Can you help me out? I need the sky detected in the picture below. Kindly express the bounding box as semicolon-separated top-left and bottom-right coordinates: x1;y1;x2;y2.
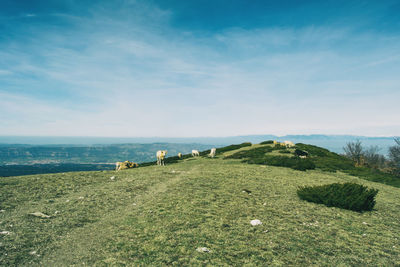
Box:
0;0;399;137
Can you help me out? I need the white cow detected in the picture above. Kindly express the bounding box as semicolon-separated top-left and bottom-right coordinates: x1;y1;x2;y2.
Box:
192;150;200;157
209;148;216;158
283;140;295;148
156;150;167;166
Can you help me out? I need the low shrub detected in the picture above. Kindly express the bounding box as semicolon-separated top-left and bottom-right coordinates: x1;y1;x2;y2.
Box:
279;150;291;154
297;182;378;212
247;155;316;171
199;149;211;156
274;144;288;150
260;140;274;144
226;146;315;171
343;167;400;187
295;143;355;171
295;143;331;157
294;149;308;157
216;142;252;154
225;146;273;159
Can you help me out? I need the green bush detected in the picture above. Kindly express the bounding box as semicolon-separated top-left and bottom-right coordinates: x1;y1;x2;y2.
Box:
260;140;274;144
225;146;273;159
294;149;308;157
295;143;331;157
216;142;252;154
199;149;211;156
295;143;355;171
297;182;378;212
279;150;291;154
274;144;288;150
226;146;315;171
245;155;315;171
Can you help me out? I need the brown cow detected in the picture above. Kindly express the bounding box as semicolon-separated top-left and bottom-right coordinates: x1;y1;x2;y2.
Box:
115;161;139;171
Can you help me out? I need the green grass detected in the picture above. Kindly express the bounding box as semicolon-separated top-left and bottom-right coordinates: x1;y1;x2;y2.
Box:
1;150;400;266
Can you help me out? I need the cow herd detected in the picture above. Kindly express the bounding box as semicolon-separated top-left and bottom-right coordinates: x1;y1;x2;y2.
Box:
115;140;303;171
115;147;217;171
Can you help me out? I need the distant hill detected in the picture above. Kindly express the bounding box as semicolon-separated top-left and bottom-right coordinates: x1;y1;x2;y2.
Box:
0;134;396;155
0;163;115;177
0;143;213;165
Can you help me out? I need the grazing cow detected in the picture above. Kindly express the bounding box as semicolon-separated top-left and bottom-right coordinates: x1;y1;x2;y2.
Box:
156;150;167;166
178;152;182;159
294;149;309;158
115;161;139;171
209;148;216;158
192;150;200;157
283;140;295;148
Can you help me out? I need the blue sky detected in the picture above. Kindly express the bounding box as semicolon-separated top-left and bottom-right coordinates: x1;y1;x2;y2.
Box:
0;0;399;137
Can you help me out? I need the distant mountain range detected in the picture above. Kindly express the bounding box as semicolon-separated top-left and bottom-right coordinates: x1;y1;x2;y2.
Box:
0;135;397;155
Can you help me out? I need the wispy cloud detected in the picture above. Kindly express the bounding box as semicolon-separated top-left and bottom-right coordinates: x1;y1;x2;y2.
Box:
0;1;399;137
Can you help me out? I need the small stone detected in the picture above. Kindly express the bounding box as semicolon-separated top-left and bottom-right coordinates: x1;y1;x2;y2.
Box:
0;210;5;213
78;196;84;200
250;219;262;226
29;251;37;255
362;222;368;225
110;176;115;180
263;230;269;233
54;211;59;214
65;199;70;203
132;203;137;206
196;247;210;253
362;234;367;237
0;231;11;235
263;203;267;206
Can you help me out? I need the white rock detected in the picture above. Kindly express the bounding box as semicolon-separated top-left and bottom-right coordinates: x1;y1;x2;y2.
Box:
29;212;51;218
78;196;84;200
362;222;368;225
0;231;11;235
29;251;37;255
110;176;115;180
250;219;262;226
0;210;5;213
65;199;70;203
196;247;210;253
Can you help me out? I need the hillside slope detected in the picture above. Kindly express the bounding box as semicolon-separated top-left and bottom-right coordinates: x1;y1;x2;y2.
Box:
1;146;399;266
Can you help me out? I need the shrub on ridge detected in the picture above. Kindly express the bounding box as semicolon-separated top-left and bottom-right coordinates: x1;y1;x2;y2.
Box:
297;182;378;212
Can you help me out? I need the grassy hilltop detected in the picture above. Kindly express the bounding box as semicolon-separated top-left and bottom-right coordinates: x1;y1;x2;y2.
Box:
1;143;399;266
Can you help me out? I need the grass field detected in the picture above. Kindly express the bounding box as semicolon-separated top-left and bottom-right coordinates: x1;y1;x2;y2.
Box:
1;146;399;266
